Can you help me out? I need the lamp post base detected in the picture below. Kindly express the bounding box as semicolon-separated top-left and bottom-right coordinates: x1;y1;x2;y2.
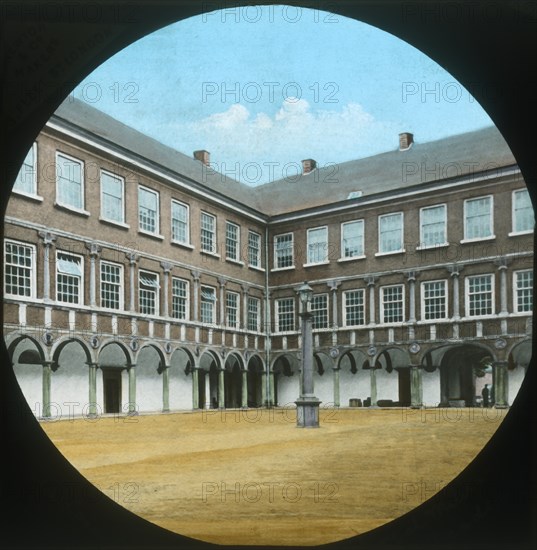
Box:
295;397;321;428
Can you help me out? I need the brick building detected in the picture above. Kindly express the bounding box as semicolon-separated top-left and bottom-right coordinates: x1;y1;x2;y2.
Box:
3;99;533;418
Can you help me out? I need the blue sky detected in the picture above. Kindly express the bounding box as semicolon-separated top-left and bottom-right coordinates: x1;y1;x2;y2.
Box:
72;6;494;185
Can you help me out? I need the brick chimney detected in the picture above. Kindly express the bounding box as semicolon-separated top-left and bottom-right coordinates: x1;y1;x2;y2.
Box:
399;132;414;151
301;158;317;174
194;150;210;165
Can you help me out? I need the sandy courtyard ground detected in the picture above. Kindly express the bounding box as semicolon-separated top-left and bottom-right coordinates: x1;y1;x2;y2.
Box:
41;406;506;546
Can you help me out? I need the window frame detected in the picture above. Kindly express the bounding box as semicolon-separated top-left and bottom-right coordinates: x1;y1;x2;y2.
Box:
418;204;448;249
13;142;40;199
305;226;329;266
200;284;217;325
247;296;261;332
56;250;84;306
273;232;295;270
420;279;448;321
513;269;533;313
200;211;218;255
225;290;240;329
138;185;161;237
171;276;190;320
248;230;262;268
3;239;37;300
379;284;405;324
100;169;126;226
462;195;495;242
225;221;241;263
510;188;534;236
311;293;329;330
171;199;191;246
376;212;405;256
342;289;366;327
55;151;87;214
275;297;295;333
99;260;124;311
464;273;495;318
138;269;160;316
340;219;365;261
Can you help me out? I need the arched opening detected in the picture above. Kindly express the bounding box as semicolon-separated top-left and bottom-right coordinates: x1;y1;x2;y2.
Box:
507;340;532;405
136;344;165;413
224;353;244;408
376;347;410;406
313;352;333;405
247;355;264;408
199;351;221;409
338;350;369;407
272;353;299;407
98;342;131;414
169;347;194;410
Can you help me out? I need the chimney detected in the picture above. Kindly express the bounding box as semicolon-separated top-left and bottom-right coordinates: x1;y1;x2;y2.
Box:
399;132;414;151
301;158;317;174
194;150;210;166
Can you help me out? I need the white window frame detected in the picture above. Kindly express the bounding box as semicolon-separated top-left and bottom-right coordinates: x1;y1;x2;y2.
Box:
100;260;124;311
225;221;242;263
342;289;366;327
225;290;240;329
200;211;218;255
171;199;192;247
100;169;126;226
420;279;448;321
4;239;37;300
465;274;495;318
339;219;365;261
55;151;87;214
376;212;405;256
13;142;41;199
311;293;329;330
171;277;190;320
305;226;329;266
275;297;295;333
273;232;295;271
200;285;217;325
510;188;534;236
138;185;161;237
462;195;495;243
380;284;405;324
513;269;533;313
418;204;448;249
56;250;84;306
247;296;261;332
248;230;262;268
138;269;160;316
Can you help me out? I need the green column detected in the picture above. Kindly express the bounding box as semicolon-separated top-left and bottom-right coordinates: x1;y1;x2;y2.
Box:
410;365;423;408
369;366;378;407
128;365;137;415
493;360;509;408
42;362;52;419
192;367;199;410
269;370;275;406
162;365;170;412
241;369;248;408
333;367;340;408
261;372;267;407
87;362;98;417
218;368;225;409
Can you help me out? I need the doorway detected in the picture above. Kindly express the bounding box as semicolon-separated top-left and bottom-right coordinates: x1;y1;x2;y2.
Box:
103;369;122;413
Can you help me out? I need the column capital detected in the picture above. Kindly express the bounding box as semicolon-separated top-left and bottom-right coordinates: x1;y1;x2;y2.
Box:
85;241;102;257
406;270;419;282
263;289;271;300
38;231;57;246
494;256;511;270
327;279;341;291
218;277;227;288
160;261;173;273
125;252;139;264
191;270;201;282
447;263;463;277
241;283;250;295
364;275;377;287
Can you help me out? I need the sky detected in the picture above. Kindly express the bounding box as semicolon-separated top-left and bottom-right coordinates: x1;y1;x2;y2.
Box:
71;5;494;185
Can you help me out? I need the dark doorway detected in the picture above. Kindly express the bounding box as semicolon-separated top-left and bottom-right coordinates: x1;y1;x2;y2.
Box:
247;364;263;407
397;368;411;406
198;370;206;409
225;363;242;408
103;369;122;413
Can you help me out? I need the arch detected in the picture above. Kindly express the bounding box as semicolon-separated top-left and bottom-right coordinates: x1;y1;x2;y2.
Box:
272;353;299;407
97;341;132;414
225;352;244;408
246;354;264;408
169;347;195;411
98;340;133;367
136;342;167;372
51;336;93;366
5;333;46;363
136;343;166;413
507;339;532;406
313;351;333;406
198;349;222;409
337;349;370;408
373;346;411;372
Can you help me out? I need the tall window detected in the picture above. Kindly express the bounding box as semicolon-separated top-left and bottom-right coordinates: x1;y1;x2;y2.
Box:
138;186;159;234
171;200;189;244
420;205;447;247
344;289;365;327
201;212;216;253
225;222;240;261
201;286;216;324
341;220;364;258
466;274;494;316
515;270;533;313
172;277;189;319
307;226;328;264
226;291;239;328
139;271;159;315
13;143;37;195
101;171;125;224
100;261;123;310
56;252;83;305
56;152;84;210
464;196;493;240
311;294;329;329
378;212;404;254
274;233;294;269
512;189;534;234
247;297;260;332
4;240;35;298
276;297;295;332
422;280;447;320
248;231;261;267
381;285;404;323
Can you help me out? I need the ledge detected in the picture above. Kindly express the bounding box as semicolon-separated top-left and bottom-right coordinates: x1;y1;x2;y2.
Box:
271;266;295;272
460;236;496;244
200;249;221;259
54;202;90;217
11;189;44;202
99;216;130;229
248;264;265;272
303;261;330;268
415;243;449;251
337;255;366;263
226;258;245;266
171;240;195;250
374;249;406;257
508;230;534;237
138;229;164;240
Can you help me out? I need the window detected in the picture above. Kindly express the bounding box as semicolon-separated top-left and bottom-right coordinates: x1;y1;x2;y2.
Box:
56;152;84;210
4;240;35;298
381;285;404;323
101;171;125;224
13;143;37;195
307;226;328;264
172;277;189;320
420;205;447;248
201;212;216;253
171;200;189;244
341;220;364;259
201;286;216;324
248;231;261;267
274;233;294;269
378;212;404;254
276;297;295;332
100;261;123;310
311;294;329;329
464;196;493;240
139;271;159;315
512;189;534;234
226;291;239;328
515;270;533;313
56;252;83;305
247;297;260;332
422;280;447;320
343;290;365;327
225;222;240;261
466;274;494;317
138;186;159;234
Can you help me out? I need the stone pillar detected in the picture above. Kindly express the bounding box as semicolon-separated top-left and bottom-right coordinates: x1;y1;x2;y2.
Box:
494;257;511;316
369;363;378;407
161;262;173;318
365;276;377;325
447;264;463;320
407;271;418;323
42;361;53;418
87;361;98;417
242;284;250;331
241;369;248;408
410;365;423;408
191;270;200;322
269;370;275;406
261;371;267;407
162;365;170;412
327;280;341;328
192;367;199;409
333;365;340;407
128;365;137;415
492;360;509;408
218;277;227;326
218;367;225;409
205;372;211;410
126;253;139;312
86;242;102;308
38;232;57;302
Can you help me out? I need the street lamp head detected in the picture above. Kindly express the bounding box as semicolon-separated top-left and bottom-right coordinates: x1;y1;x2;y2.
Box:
297;281;313;306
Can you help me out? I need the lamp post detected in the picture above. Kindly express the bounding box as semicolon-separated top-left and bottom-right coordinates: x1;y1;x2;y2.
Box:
295;281;321;428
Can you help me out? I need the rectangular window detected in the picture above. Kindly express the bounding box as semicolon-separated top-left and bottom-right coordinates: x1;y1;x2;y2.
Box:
101;171;125;224
515;270;533;313
225;221;240;261
513;189;534;234
307;226;328;264
226;291;239;328
422;280;447;320
139;270;159;316
248;231;261;267
344;289;365;327
172;277;189;320
56;251;83;305
420;204;447;247
247;297;260;332
201;212;216;253
311;294;329;329
341;220;364;258
4;240;35;298
464;196;493;240
466;274;494;316
100;261;123;310
276;297;295;332
274;233;294;269
13;143;37;195
201;286;216;324
379;212;404;254
56;152;84;210
171;200;189;244
381;285;404;323
138;186;159;234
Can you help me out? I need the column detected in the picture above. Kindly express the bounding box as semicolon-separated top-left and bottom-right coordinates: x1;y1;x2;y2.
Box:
407;271;418;323
242;284;250;331
218;277;227;326
218;367;225;409
87;361;98;417
191;270;200;322
327;280;341;328
261;370;267;407
369;363;378;407
241;369;248;408
492;360;509;408
162;365;170;412
410;365;423;408
269;370;275;406
333;365;340;407
42;361;53;418
128;364;137;415
192;367;199;409
38;231;57;302
86;242;102;308
447;264;463;320
365;276;377;325
494;257;510;316
161;262;173;318
126;253;139;312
